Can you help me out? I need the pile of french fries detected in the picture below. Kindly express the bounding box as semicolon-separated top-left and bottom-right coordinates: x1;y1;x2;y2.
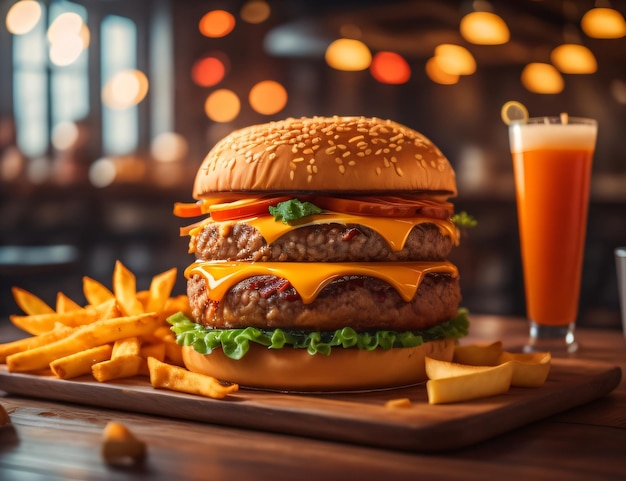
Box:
425;341;551;404
0;261;238;400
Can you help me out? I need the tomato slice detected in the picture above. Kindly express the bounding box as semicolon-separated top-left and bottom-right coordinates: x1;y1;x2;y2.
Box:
173;202;205;218
208;196;292;221
313;195;453;219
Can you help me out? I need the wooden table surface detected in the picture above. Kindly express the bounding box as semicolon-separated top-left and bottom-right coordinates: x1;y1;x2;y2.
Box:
1;314;625;481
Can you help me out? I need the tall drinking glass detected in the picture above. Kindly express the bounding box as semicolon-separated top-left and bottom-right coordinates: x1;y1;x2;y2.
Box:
508;116;597;353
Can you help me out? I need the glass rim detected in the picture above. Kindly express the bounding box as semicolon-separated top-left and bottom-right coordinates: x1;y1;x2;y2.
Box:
509;116;597;127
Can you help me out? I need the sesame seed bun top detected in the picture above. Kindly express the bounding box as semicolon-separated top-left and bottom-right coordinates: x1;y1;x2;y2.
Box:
193;116;457;199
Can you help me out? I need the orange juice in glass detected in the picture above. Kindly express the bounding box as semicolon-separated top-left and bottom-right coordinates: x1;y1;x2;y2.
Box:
508;116;597;353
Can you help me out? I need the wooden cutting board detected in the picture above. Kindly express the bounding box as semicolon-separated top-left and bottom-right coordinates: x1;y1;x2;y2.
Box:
0;357;620;452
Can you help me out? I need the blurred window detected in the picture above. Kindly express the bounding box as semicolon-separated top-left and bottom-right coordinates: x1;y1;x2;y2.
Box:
12;1;88;158
101;15;138;155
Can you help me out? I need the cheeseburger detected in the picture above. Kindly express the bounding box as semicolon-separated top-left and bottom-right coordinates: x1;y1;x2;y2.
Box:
171;116;469;391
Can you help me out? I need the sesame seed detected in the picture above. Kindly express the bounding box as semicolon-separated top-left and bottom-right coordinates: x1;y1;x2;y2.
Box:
335;157;343;164
348;160;356;166
307;174;313;183
349;135;364;143
376;167;382;175
303;148;314;154
338;165;346;174
325;146;337;155
396;166;404;176
292;157;304;163
306;165;313;174
342;151;350;158
312;165;318;173
290;170;295;180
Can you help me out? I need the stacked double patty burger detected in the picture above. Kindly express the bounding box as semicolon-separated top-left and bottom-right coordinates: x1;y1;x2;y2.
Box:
171;116;469;391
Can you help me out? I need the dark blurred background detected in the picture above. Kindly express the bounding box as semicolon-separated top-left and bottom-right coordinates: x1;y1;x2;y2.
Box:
1;0;625;329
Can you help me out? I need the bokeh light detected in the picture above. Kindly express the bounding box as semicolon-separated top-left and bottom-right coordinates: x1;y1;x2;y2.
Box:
51;121;79;151
521;63;564;94
460;11;510;45
151;132;189;163
325;38;372;71
434;44;476;76
370;51;411;84
425;57;459;85
205;89;240;122
47;12;82;42
249;80;288;115
89;157;116;188
191;55;227;87
581;7;626;39
551;44;597;74
102;70;150;110
6;0;42;35
48;12;89;66
199;10;236;38
240;1;271;24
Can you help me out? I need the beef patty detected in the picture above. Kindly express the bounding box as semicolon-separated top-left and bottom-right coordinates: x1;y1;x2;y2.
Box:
190;222;454;263
187;273;461;332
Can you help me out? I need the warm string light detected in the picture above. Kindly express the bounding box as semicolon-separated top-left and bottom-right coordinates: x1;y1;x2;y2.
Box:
325;38;372;71
550;44;597;74
460;11;510;45
521;63;564;94
581;6;626;39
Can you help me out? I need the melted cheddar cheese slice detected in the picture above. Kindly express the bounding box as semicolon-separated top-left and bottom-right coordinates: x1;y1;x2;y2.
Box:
190;213;459;251
186;261;458;304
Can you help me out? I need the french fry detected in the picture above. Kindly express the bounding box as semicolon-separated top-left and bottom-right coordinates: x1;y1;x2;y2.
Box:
9;309;99;335
164;295;192;317
426;363;514;404
113;261;144;316
0;324;73;363
498;351;551;387
83;276;115;306
112;337;141;358
92;298;121;320
92;356;143;382
148;357;238;399
138;343;166;376
50;344;113;380
145;268;177;314
11;287;54;315
55;292;83;313
425;357;514;404
163;341;184;366
91;335;144;382
6;313;161;372
101;421;146;464
385;398;412;409
453;341;503;366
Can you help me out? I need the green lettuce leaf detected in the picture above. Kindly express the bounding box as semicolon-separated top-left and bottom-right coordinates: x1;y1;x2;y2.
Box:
451;211;477;228
268;198;323;223
167;309;470;360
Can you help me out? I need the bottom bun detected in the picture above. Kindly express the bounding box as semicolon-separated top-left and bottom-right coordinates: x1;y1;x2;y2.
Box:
182;339;456;392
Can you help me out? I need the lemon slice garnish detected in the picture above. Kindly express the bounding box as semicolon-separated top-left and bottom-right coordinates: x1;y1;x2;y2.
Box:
501;101;529;125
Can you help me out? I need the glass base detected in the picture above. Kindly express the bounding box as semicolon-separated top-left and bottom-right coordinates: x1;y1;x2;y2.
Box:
523;321;578;354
